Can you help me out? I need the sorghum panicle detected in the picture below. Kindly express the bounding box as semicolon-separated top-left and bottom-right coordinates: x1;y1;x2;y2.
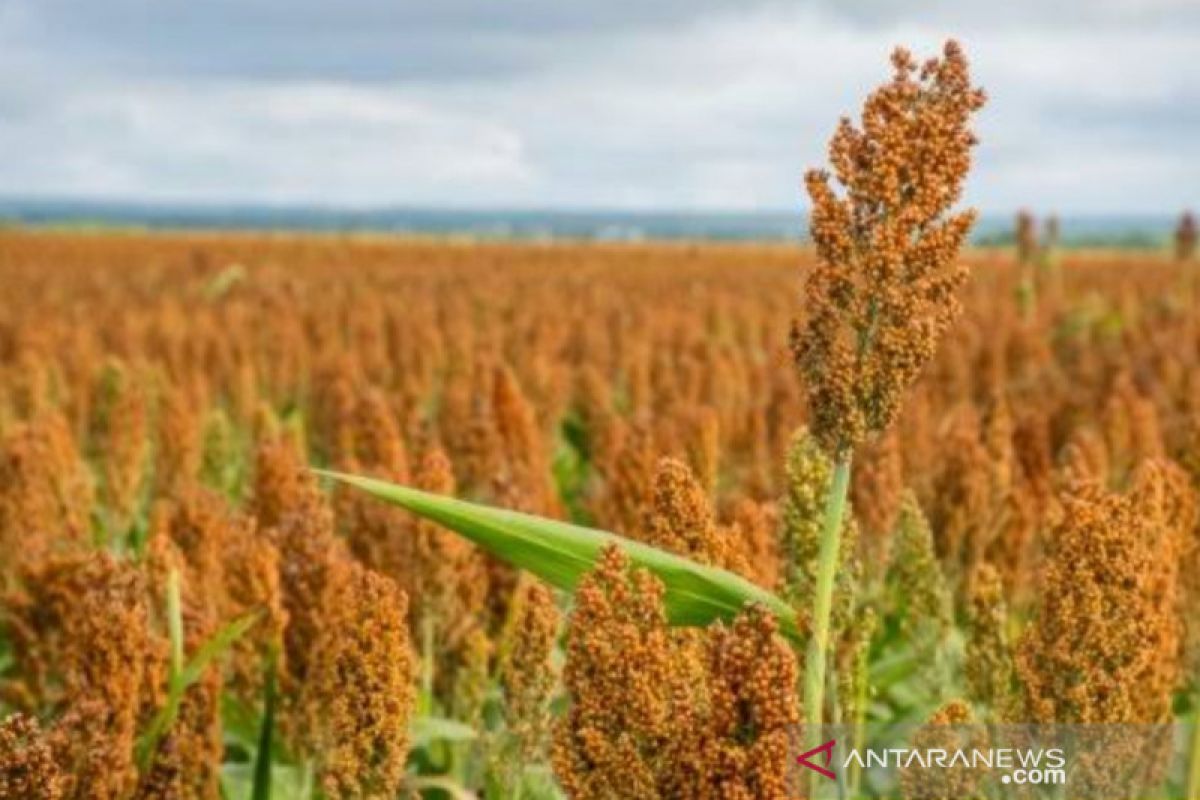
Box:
92;362;149;532
499;579;560;767
220;520;287;703
964;563;1017;718
780;429;861;611
641;457;748;577
851;427;904;573
553;545;696;799
681;605;800;800
900;701;985;800
0;414;94;577
793;40;986;456
0;714;64;800
154;383;203;497
888;492;952;644
250;436;347;694
1017;479;1181;724
302;561;415;800
4;553;161;799
724;495;781;590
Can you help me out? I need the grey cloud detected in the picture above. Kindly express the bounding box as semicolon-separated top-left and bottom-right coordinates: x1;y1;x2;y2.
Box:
1;0;745;82
0;1;1196;212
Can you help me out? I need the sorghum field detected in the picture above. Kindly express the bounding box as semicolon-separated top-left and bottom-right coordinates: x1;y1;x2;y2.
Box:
2;43;1199;800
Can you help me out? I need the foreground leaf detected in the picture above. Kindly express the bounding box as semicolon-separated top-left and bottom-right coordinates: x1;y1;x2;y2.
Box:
138;610;260;770
316;469;800;640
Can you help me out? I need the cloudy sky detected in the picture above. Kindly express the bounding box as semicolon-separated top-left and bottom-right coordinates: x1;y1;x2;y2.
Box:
0;0;1197;214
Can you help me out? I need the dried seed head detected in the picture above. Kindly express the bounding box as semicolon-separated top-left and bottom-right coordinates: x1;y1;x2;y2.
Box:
553;545;696;799
794;40;985;456
590;418;659;536
4;553;161;799
927;405;997;575
851;427;904;573
146;484;234;613
900;701;986;800
681;605;800;800
409;447;490;654
1102;373;1164;482
889;492;952;645
964;563;1016;718
449;626;493;731
92;362;149;532
154;382;203;497
642;457;748;576
221;522;287;704
1127;459;1192;711
1059;426;1110;488
249;434;322;532
492;365;560;517
303;561;415;800
682;405;721;498
780;429;860;616
0;714;64;800
499;579;560;764
1018;478;1181;724
250;436;347;699
724;495;781;590
347;387;409;480
0;414;93;576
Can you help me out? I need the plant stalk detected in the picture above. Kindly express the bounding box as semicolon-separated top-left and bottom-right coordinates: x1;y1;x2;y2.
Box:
251;649;278;800
1187;711;1200;800
420;611;435;717
166;568;184;677
803;453;852;793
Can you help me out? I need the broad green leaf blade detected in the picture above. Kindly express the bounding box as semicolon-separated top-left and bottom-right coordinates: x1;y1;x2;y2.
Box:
316;469;800;640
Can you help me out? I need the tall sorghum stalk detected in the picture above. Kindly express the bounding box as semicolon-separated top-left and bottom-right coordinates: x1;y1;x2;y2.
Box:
1177;210;1196;262
1015;209;1038;317
792;40;984;758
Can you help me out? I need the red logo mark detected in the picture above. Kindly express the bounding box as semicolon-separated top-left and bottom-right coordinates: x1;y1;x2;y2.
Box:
797;739;837;780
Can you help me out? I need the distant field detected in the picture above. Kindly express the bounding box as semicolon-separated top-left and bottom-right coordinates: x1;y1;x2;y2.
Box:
1;230;1198;798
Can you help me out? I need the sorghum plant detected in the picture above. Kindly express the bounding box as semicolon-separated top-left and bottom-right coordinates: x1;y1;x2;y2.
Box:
301;560;415;799
792;39;985;739
1178;210;1197;262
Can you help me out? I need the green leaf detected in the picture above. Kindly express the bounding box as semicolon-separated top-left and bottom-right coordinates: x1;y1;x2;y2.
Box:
410;715;479;749
252;650;278;800
406;775;481;800
179;612;260;687
138;610;260;771
315;469;801;641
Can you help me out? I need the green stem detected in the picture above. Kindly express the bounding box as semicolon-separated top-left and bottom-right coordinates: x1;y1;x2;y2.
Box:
849;633;870;798
420;612;435;716
804;454;852;793
251;650;277;800
166;568;184;677
1187;712;1200;800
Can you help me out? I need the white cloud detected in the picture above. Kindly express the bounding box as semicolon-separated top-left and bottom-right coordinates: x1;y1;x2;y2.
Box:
0;1;1196;213
0;80;533;205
